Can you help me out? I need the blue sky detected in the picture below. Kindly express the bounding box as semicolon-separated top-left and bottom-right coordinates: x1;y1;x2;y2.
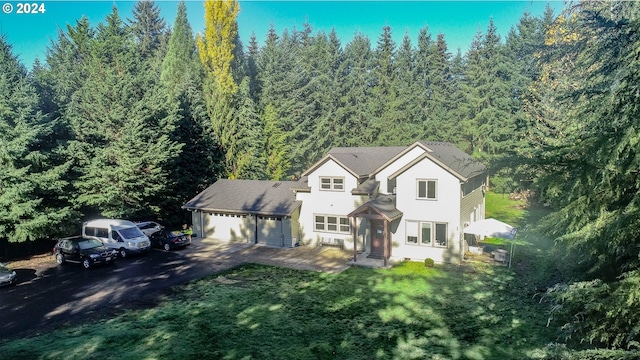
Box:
0;1;561;68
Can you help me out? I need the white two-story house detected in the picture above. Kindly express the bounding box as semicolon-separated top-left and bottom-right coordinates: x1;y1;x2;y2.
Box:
183;141;486;265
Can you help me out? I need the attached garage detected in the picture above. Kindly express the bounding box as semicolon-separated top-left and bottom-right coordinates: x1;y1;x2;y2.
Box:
184;179;302;247
203;213;254;242
257;216;282;246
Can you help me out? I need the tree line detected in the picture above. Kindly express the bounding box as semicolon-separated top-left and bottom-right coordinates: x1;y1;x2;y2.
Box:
0;0;552;237
1;0;640;355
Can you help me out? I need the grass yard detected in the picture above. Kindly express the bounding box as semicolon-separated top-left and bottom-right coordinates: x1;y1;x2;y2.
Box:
0;263;556;360
0;192;561;360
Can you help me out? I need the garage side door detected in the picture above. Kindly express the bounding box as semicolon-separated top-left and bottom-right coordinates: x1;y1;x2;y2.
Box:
204;213;253;242
257;217;282;247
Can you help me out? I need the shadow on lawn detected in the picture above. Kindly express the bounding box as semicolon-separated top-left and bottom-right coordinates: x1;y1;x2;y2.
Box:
353;262;553;359
203;262;555;360
0;260;557;360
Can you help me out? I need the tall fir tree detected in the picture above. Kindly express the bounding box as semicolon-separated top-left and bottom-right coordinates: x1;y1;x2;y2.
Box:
231;78;266;179
338;33;374;146
257;26;304;175
45;17;95;111
262;103;289;180
66;6;181;219
368;26;396;144
160;0;222;222
386;31;420;145
128;0;167;60
0;37;75;242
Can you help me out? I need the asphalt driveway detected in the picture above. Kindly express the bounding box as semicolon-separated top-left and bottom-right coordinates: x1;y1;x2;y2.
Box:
0;237;352;340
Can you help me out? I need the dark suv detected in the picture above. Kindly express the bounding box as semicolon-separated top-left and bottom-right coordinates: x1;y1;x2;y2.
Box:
53;237;118;269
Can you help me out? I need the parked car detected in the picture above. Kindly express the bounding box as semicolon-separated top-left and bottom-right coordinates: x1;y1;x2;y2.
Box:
136;221;164;237
150;230;191;251
53;236;118;269
83;219;151;258
0;262;17;286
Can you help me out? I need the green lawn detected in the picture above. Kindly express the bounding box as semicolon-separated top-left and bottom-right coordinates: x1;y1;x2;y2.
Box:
0;192;560;360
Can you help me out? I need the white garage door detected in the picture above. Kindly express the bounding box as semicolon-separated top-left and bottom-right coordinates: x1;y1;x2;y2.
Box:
204;213;253;242
257;217;283;246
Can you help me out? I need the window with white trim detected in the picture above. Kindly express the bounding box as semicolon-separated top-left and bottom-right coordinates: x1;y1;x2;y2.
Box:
417;179;437;200
405;220;447;247
320;177;344;191
314;214;351;234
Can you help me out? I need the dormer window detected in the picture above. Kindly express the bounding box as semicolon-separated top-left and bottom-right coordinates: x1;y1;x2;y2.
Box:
417;179;437;200
320;177;344;191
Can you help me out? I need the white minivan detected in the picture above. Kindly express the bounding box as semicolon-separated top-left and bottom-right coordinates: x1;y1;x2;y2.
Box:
82;219;151;258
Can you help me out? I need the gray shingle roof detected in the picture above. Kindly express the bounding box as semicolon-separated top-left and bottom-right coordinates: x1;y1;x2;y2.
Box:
352;178;379;195
417;141;486;180
183;179;301;216
348;194;403;221
326;146;407;177
323;141;485;181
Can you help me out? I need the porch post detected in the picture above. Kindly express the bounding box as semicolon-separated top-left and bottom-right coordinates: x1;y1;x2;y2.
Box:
352;216;357;262
383;220;388;267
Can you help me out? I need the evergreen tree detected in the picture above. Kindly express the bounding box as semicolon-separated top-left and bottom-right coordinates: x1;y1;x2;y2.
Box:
160;1;199;98
386;31;420;145
295;29;345;165
339;33;373;146
128;0;167;59
458;30;483;153
311;29;345;153
262;103;289;180
0;37;75;242
521;1;640;349
423;33;454;142
67;6;181;219
447;48;468;149
245;33;260;100
231;78;266;179
45;16;94;110
160;0;222;222
368;26;396;144
462;20;515;157
257;26;304;175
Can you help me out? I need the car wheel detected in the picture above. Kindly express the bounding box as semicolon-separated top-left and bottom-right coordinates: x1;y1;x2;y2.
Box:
55;253;65;265
82;258;91;269
119;248;127;258
163;243;171;251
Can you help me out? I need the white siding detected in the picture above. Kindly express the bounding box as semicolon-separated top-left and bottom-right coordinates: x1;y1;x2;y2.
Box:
296;159;366;249
376;146;426;194
391;157;463;264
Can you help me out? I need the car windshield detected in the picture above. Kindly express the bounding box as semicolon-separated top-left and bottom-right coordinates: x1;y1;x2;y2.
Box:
119;227;145;239
78;239;103;250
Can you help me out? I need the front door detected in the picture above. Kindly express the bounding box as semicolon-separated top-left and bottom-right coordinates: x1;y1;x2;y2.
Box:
369;220;385;259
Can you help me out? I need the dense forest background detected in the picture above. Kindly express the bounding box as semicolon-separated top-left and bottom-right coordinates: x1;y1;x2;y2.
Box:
2;0;640;355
